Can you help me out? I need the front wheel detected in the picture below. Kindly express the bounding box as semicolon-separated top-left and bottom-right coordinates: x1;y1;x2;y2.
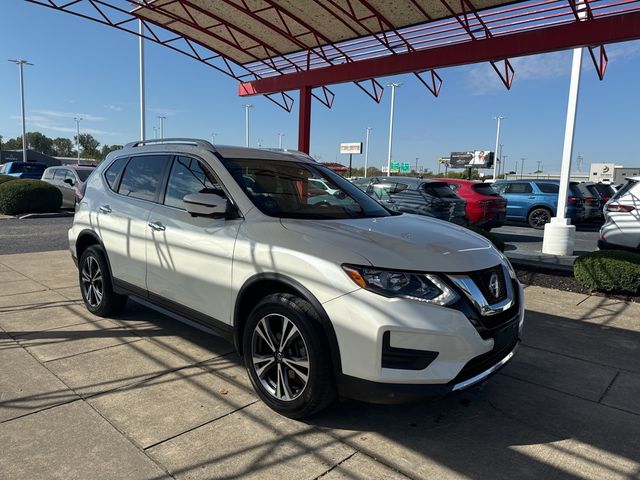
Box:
527;207;552;229
79;245;127;316
243;294;336;418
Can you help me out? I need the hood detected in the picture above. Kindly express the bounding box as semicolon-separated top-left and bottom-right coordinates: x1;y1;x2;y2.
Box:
281;214;503;273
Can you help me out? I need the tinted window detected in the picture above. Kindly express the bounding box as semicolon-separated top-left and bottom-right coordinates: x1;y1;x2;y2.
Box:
118;155;170;202
423;183;458;198
535;183;559;193
508;183;534;194
164;156;220;210
104;157;128;190
493;183;507;194
75;169;93;182
472;183;500;196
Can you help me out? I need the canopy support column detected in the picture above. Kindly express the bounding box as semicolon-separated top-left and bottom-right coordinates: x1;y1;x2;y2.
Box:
298;86;312;153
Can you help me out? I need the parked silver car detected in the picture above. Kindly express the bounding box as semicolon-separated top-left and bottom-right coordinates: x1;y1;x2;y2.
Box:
42;165;95;208
599;176;640;251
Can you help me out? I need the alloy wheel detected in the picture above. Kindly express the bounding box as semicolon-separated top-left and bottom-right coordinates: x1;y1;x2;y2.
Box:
251;314;310;401
81;256;103;308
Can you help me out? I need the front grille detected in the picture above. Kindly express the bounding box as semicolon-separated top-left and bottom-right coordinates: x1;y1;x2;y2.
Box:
469;265;508;304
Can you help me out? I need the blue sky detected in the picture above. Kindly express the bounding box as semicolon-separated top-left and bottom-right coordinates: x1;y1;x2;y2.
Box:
1;1;639;175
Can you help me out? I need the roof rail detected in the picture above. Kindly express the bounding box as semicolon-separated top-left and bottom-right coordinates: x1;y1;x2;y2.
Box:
124;138;216;150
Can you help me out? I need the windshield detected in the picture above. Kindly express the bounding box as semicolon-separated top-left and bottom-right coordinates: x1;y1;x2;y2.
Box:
221;158;394;219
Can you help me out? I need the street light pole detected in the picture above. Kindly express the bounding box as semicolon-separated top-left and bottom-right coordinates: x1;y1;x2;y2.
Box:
211;133;217;145
492;115;504;180
157;115;166;140
139;20;146;142
278;133;285;149
8;59;33;163
386;83;401;176
364;127;372;177
243;104;253;147
74;117;82;163
520;158;526;179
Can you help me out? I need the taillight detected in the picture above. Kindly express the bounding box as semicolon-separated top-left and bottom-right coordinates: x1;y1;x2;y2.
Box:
568;196;579;205
585;198;598;206
606;204;635;213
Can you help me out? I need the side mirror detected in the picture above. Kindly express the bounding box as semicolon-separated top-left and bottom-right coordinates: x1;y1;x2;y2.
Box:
183;192;228;217
64;178;75;186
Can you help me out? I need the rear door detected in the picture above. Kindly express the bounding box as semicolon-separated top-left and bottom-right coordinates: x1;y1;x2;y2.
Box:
502;182;534;220
422;182;467;224
95;154;171;290
145;155;242;324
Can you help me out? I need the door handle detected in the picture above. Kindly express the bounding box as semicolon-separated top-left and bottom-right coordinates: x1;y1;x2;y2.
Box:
99;205;112;214
148;221;166;232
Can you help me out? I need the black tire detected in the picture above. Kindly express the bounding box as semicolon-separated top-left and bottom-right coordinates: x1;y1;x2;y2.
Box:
527;207;552;229
243;293;336;418
78;245;127;317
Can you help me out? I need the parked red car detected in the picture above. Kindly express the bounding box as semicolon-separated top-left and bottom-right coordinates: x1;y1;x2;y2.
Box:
439;179;507;230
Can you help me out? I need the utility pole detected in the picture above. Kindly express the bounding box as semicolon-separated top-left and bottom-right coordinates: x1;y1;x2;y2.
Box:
74;117;82;163
8;59;33;163
153;127;158;139
520;158;526;179
243;104;253;147
386;83;401;176
278;133;285;149
536;160;542;178
157;115;166;140
493;115;504;180
364;127;372;177
415;157;419;174
501;155;508;177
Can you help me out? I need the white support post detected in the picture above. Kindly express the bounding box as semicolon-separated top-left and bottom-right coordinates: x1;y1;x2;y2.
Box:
139;20;146;142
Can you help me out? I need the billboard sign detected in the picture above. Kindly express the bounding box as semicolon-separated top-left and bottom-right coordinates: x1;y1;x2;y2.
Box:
449;151;494;168
340;142;363;154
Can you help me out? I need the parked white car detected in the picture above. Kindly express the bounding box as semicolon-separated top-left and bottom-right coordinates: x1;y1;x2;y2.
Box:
68;139;524;418
599;176;640;251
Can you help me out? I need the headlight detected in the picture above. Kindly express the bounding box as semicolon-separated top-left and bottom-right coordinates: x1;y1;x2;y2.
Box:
342;265;459;306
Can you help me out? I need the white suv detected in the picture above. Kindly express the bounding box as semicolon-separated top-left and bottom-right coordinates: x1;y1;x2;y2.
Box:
69;139;524;418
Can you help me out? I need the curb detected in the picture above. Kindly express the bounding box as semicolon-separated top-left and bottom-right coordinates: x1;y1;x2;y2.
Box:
17;211;74;219
504;251;575;273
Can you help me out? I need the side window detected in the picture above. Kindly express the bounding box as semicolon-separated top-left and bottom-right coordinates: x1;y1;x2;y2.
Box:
163;156;220;210
104;157;128;191
42;169;54;180
507;183;533;194
52;169;63;180
535;182;559;194
118;155;171;202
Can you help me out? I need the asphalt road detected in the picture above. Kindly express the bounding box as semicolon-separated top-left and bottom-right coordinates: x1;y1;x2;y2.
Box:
494;222;600;256
0;216;74;255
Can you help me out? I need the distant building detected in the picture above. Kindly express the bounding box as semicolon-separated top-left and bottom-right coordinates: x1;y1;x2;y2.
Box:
0;149;60;166
589;163;640;183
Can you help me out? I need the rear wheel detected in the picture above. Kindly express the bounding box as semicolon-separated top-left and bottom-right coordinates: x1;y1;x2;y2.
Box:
79;245;127;316
243;294;336;418
527;207;552;229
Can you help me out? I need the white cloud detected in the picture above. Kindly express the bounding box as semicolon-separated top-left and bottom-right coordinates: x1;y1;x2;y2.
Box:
32;109;105;121
104;104;123;112
147;107;180;116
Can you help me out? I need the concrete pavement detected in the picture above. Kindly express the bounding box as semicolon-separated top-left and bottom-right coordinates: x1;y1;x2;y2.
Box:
1;250;639;479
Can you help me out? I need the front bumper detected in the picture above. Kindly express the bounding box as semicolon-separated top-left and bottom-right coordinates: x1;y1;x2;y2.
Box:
322;278;525;403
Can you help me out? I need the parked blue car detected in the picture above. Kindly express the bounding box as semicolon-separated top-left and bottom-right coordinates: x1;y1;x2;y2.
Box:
0;161;48;179
493;180;585;229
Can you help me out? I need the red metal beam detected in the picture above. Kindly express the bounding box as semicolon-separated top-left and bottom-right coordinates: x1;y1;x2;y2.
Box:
240;11;640;96
298;86;312;153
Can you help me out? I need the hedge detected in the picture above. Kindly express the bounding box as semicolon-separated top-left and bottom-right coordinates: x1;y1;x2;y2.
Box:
467;225;505;252
0;174;17;185
0;179;62;215
574;250;640;295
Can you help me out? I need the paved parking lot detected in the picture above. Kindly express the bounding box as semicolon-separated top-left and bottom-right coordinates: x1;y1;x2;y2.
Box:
1;250;639;479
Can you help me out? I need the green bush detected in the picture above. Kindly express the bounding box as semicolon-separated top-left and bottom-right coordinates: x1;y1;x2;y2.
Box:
0;174;17;185
0;179;62;215
574;250;640;294
467;225;505;252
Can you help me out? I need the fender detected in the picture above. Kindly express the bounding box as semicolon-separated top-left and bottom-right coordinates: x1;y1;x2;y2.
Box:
234;273;343;374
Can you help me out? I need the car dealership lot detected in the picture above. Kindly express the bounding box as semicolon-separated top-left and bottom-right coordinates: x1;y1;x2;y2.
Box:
1;250;639;479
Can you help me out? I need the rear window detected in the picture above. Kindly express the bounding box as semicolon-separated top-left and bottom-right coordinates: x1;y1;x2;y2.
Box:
6;163;46;174
423;183;458;198
472;183;499;196
569;183;583;197
611;179;638;201
536;183;559;194
591;183;615;198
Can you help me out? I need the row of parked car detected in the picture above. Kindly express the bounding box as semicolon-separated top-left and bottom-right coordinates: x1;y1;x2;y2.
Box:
348;176;616;231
